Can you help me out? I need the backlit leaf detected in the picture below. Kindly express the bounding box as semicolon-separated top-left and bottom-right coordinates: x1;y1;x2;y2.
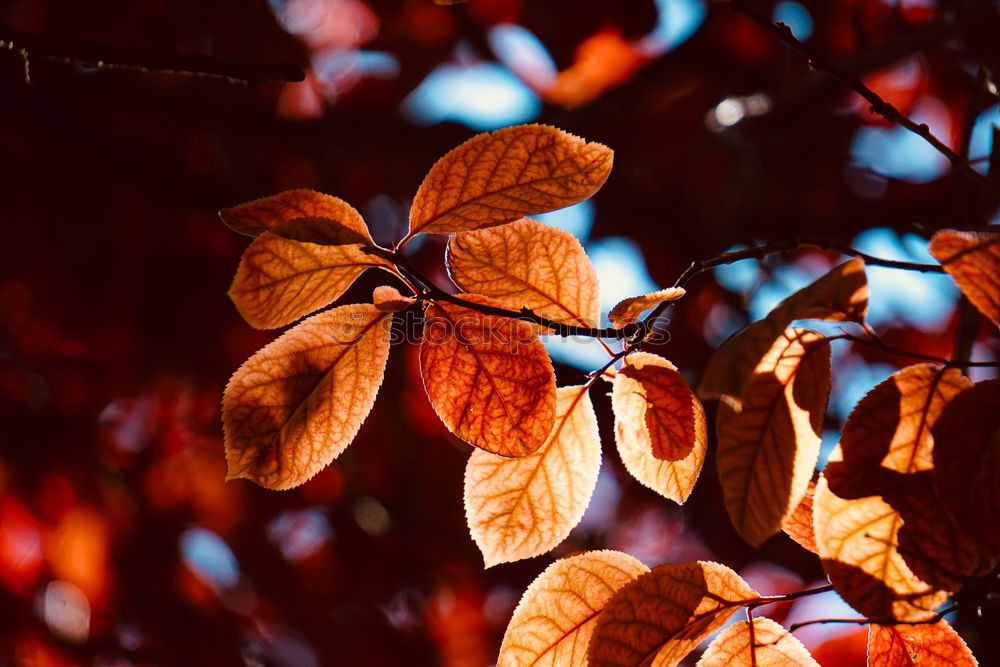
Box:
372;285;414;313
608;288;686;328
929;228;1000;325
814;475;947;622
408;124;613;237
781;478;818;554
821;365;979;592
223;304;392;490
465;385;601;566
867;620;978;666
447;218;600;327
589;561;758;667
611;352;707;503
220;189;369;238
699;258;867;401
697;618;820;667
420;294;557;457
716;329;830;547
229;227;391;329
933;379;1000;558
498;550;649;667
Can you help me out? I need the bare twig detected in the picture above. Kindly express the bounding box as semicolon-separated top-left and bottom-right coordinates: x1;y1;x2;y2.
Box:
836;331;1000;367
789;605;957;632
724;0;1000;200
0;26;304;85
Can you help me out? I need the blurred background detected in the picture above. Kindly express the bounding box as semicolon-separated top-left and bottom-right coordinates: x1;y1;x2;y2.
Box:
2;0;999;664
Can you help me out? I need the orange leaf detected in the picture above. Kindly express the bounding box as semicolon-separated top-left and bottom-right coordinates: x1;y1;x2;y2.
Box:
220;189;370;238
821;365;979;592
608;288;686;328
498;550;649;666
781;478;818;554
447;218;600;327
699;258;867;401
814;476;947;622
420;294;556;457
222;304;392;490
716;329;830;547
933;379;1000;558
465;385;601;566
697;618;820;667
229;230;391;329
929;228;1000;325
589;561;758;667
372;285;414;313
867;620;978;666
611;352;707;503
408;124;613;237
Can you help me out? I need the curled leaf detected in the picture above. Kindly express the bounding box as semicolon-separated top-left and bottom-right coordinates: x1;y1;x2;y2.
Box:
589;561;758;667
408;124;613;236
498;550;649;667
716;329;830;547
608;288;686;328
933;379;1000;558
372;285;414;313
697;618;820;667
220;189;369;238
465;385;601;566
868;620;978;666
447;218;600;327
222;304;392;490
420;294;556;457
930;228;1000;325
611;352;707;503
700;258;867;401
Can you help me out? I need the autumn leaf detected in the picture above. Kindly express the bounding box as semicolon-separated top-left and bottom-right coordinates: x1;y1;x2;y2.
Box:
372;285;414;313
465;385;601;566
611;352;707;503
781;478;818;554
820;365;979;595
699;258;867;401
868;620;978;666
933;379;1000;558
420;294;556;457
498;550;649;667
814;475;947;622
589;561;758;667
222;304;392;490
407;124;613;237
229;229;392;329
220;189;370;238
929;228;1000;325
697;618;820;667
608;288;686;328
447;217;600;327
716;329;830;547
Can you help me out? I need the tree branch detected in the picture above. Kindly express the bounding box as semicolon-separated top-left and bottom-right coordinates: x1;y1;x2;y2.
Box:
0;26;304;85
724;0;1000;200
789;604;957;632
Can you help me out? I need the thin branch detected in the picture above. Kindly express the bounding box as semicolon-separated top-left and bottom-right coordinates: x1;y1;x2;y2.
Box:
789;605;957;633
724;0;1000;200
0;26;304;85
637;236;944;342
838;331;1000;367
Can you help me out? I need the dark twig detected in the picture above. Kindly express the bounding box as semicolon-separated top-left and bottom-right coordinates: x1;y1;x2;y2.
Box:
789;605;958;633
837;331;1000;367
724;0;1000;200
0;26;304;85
